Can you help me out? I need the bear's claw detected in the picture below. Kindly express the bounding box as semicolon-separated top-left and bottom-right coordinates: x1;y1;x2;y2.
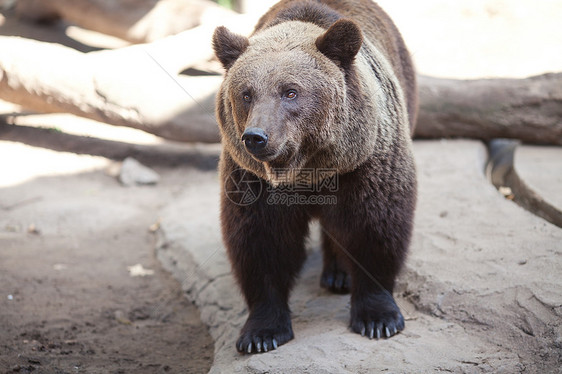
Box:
350;292;405;340
237;334;285;354
236;303;293;354
352;316;403;340
320;268;351;294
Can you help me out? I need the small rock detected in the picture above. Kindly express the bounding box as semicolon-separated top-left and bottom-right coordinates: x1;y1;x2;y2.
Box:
498;186;515;200
118;157;160;186
127;264;155;277
27;224;41;235
105;161;121;178
148;220;161;233
114;310;132;325
27;357;41;365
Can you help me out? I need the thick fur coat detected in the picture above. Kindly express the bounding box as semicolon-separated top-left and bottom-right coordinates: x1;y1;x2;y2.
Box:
213;0;417;354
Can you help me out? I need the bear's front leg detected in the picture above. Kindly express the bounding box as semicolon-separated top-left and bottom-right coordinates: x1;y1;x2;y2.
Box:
321;219;408;339
322;157;416;340
221;167;309;353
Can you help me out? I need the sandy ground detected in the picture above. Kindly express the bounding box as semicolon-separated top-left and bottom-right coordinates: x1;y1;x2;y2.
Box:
156;139;561;374
0;139;217;373
1;0;562;373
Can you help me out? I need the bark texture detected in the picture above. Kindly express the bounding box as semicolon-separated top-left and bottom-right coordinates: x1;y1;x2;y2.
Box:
416;74;562;145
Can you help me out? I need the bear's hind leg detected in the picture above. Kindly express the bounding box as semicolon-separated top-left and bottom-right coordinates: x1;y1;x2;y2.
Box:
320;229;351;294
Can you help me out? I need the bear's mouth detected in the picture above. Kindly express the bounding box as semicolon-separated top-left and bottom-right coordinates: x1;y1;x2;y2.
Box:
249;150;278;163
247;139;294;163
262;147;309;187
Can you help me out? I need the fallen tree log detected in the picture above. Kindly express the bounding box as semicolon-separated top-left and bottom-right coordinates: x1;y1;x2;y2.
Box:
0;35;560;145
0;34;222;142
14;0;236;43
417;74;562;145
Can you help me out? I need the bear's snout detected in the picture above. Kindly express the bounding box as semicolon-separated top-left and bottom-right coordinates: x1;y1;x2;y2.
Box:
242;127;269;157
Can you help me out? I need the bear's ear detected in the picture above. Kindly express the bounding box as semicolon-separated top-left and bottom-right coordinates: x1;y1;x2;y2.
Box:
212;26;250;70
315;19;363;67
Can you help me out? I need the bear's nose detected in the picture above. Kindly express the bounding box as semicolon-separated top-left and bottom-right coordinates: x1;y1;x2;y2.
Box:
242;127;268;154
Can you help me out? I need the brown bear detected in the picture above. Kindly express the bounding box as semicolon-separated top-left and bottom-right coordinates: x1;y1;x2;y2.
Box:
212;0;417;354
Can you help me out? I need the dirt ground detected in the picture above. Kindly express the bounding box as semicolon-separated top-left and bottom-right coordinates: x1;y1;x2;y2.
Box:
0;139;218;373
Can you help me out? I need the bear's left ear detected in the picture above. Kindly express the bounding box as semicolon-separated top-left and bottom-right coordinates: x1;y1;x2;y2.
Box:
315;19;363;67
212;26;250;70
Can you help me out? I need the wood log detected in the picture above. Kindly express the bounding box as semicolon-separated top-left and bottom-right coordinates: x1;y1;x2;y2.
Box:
14;0;237;43
0;34;222;142
0;35;560;145
416;74;562;145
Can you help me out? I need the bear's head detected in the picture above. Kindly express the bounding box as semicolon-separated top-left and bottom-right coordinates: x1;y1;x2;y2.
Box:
213;19;367;186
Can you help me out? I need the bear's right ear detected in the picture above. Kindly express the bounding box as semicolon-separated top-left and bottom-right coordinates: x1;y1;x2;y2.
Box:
212;26;250;70
316;19;363;67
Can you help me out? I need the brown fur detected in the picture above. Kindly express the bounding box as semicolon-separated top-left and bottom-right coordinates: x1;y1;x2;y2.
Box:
255;0;418;129
213;0;417;353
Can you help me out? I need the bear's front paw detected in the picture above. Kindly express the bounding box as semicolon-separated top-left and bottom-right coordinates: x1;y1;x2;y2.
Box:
236;312;294;354
350;292;405;339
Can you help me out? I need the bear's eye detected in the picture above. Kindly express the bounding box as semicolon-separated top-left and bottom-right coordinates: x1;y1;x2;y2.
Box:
242;93;252;103
285;89;298;100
